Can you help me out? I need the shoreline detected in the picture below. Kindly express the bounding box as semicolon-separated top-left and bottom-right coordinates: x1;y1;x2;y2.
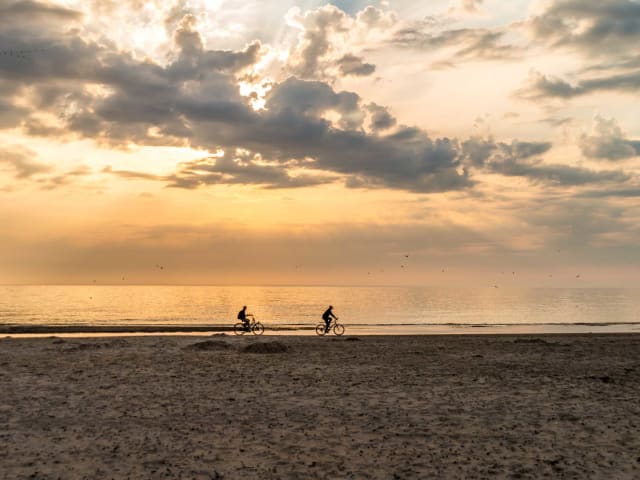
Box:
2;322;640;336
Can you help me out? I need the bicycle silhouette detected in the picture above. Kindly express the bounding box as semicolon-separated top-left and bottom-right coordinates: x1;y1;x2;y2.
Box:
234;316;265;335
316;317;345;336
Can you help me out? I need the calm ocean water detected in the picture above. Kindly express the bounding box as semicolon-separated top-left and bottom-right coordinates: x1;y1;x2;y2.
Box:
1;286;639;335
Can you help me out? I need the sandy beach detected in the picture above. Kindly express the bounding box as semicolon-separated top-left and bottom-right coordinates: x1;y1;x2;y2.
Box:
1;334;639;479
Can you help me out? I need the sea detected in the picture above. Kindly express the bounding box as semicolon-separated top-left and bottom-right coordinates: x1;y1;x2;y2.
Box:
1;285;639;336
0;285;640;335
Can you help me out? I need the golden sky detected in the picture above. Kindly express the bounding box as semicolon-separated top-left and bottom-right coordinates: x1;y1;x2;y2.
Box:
1;0;639;286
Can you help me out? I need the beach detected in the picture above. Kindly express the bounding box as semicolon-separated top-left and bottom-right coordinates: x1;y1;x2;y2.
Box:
1;334;639;479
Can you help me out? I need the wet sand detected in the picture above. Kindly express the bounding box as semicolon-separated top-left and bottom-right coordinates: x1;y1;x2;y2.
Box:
1;334;639;479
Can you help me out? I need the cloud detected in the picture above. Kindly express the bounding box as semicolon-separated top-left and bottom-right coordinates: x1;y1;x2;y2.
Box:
283;5;391;80
102;166;164;182
165;153;336;190
0;1;82;28
458;0;484;13
392;25;520;62
0;143;93;190
39;165;92;190
0;99;28;128
578;187;640;198
523;197;636;250
519;70;640;100
335;54;375;77
0;3;471;194
490;158;630;187
366;103;396;132
462;138;631;187
528;0;640;58
0;144;51;179
579;116;640;160
1;1;633;196
521;1;640;101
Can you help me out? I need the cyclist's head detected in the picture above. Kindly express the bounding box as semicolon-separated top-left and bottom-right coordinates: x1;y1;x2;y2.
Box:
329;305;333;309
243;305;247;309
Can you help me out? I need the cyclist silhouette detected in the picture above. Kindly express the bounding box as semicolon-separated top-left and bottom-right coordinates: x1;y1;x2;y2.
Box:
322;305;337;333
237;306;253;331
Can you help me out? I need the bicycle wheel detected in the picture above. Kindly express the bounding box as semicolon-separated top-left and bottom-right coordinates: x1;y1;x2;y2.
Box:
315;324;327;336
252;322;265;335
333;324;345;336
233;323;247;335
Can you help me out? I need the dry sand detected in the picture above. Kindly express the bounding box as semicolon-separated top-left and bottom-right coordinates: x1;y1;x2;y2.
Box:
1;334;639;479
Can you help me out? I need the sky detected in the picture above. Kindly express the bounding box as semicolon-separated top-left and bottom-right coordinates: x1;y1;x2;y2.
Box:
0;0;639;286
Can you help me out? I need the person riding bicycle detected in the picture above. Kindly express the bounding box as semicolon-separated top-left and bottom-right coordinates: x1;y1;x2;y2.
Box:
322;305;337;334
238;306;253;331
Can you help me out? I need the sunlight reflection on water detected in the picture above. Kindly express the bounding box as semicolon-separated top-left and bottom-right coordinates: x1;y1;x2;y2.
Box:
1;285;639;334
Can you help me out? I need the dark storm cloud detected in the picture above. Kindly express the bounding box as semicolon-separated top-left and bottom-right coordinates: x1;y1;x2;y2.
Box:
579;117;640;161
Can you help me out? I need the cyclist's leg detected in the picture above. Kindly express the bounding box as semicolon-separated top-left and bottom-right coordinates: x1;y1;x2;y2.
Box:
324;318;330;333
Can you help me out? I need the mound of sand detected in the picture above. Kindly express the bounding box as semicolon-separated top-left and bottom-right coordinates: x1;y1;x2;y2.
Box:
242;341;288;354
185;340;230;351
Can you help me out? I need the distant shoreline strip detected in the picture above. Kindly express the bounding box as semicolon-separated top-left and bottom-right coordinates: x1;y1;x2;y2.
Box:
0;325;314;334
1;322;639;334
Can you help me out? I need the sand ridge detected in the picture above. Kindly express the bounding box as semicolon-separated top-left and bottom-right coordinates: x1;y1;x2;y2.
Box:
1;334;639;479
